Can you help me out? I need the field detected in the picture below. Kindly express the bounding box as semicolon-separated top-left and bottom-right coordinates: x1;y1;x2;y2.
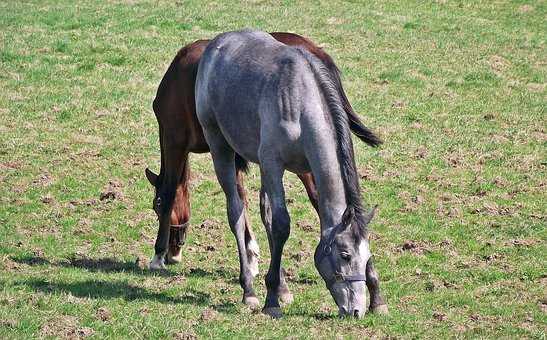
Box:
1;0;545;338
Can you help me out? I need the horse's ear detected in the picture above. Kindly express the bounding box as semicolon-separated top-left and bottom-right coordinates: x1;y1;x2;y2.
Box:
145;168;158;186
364;205;378;225
341;206;355;228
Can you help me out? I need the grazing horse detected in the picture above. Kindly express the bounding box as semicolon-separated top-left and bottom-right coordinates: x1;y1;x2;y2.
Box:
146;31;386;315
195;29;386;318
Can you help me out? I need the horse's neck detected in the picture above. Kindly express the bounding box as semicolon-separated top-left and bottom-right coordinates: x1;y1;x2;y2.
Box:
304;130;348;236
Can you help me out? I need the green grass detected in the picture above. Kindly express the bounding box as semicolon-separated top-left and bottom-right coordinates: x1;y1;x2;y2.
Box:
1;0;545;338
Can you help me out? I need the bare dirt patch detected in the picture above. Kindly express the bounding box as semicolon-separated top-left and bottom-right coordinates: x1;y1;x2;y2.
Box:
489;55;509;73
33;173;54;186
100;180;124;201
40;315;94;339
398;191;424;212
296;220;314;232
173;331;197;340
199;308;219;322
400;240;429;255
96;307;112;322
518;5;534;13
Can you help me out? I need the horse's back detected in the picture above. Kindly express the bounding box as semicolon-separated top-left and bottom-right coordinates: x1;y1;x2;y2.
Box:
195;30;318;171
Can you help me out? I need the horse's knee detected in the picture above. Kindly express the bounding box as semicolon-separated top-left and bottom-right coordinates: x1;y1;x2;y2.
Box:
366;259;380;286
271;209;290;242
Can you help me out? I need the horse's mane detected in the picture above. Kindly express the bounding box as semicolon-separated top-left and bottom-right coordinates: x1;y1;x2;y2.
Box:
294;47;370;238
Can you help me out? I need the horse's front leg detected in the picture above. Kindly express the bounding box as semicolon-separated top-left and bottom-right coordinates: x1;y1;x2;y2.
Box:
259;160;290;318
366;257;389;315
260;188;293;305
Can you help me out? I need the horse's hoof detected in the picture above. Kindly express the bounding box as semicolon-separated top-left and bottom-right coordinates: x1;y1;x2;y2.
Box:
279;291;294;305
247;239;260;278
243;295;260;310
148;255;166;270
166;250;182;264
262;307;283;319
371;304;389;315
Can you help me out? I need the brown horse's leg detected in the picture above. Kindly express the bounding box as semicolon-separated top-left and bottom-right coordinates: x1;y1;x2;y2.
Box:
366;257;389;314
236;169;259;278
150;148;187;270
166;157;191;264
297;172;319;213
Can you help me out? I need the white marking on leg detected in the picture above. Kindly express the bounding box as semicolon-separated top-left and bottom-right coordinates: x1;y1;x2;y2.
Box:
247;238;260;278
149;254;166;270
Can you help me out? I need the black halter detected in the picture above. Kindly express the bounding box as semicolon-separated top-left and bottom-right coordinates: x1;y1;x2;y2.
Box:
170;221;190;247
170;221;190;229
316;222;367;288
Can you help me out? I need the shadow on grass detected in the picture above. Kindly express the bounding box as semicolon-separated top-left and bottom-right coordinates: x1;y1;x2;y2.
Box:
12;254;237;280
187;267;236;280
16;278;211;306
286;310;337;320
11;254;178;277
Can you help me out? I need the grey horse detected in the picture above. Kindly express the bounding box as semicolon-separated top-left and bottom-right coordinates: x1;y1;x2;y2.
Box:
195;30;387;318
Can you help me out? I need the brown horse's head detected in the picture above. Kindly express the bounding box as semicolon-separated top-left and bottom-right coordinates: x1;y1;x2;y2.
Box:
145;164;190;264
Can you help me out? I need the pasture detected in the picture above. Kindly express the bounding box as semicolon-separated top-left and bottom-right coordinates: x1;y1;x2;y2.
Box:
0;0;545;338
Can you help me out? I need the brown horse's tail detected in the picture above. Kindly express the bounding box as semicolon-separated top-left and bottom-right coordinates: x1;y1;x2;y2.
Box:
235;153;249;174
319;53;382;147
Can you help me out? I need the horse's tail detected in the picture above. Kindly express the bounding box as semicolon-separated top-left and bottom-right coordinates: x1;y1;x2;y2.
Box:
329;64;383;147
235;153;249;174
295;47;368;234
311;49;382;147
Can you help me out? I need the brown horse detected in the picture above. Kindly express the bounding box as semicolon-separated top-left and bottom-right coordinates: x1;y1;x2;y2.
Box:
145;32;387;313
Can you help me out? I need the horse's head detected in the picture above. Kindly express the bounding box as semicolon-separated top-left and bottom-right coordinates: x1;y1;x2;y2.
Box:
314;206;377;318
145;167;162;218
145;167;189;264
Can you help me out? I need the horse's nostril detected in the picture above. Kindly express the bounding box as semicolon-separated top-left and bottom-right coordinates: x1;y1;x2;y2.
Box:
353;309;360;318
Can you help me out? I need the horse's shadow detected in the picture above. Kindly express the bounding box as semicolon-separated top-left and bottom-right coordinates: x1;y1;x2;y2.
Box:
11;254;234;279
16;278;211;306
9;254;237;310
12;254;173;277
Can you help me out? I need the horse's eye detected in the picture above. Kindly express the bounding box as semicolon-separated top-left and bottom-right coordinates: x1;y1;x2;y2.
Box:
340;252;351;261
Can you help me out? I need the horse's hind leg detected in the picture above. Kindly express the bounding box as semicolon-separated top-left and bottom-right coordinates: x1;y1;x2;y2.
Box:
366;257;389;315
297;172;319;213
204;127;259;308
236;170;260;278
260;188;293;304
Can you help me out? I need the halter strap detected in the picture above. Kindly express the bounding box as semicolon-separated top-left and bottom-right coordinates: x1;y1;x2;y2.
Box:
169;221;190;248
317;222;366;288
170;221;190;229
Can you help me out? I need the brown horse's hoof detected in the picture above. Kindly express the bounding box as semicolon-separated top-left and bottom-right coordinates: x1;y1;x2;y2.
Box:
243;295;260;310
262;307;283;319
371;304;389;315
166;250;182;264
